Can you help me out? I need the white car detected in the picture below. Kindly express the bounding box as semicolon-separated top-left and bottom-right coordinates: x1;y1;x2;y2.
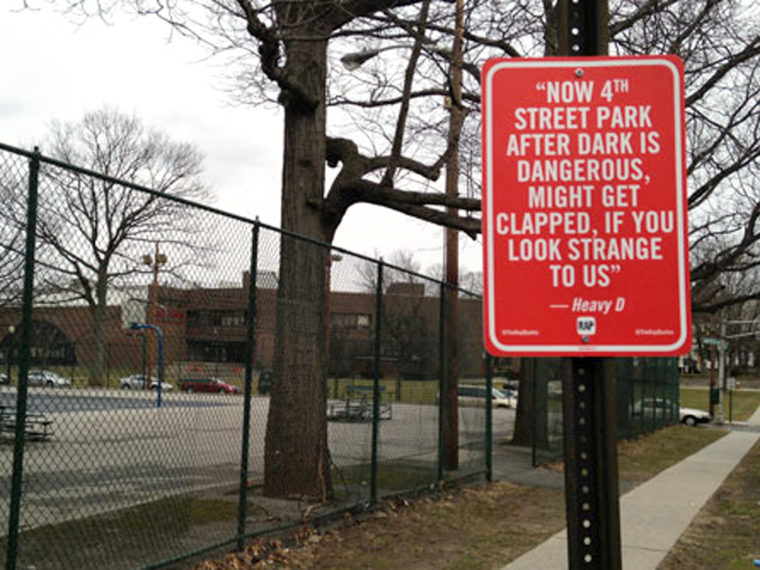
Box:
458;385;518;408
119;374;173;391
679;406;711;426
633;398;710;427
27;370;71;388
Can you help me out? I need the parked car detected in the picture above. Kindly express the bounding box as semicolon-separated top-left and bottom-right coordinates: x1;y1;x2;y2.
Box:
632;397;711;427
119;374;173;391
458;385;517;408
27;370;71;388
179;377;240;394
0;373;9;385
679;406;712;426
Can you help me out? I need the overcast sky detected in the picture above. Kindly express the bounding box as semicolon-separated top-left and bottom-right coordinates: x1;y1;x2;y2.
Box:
1;6;483;277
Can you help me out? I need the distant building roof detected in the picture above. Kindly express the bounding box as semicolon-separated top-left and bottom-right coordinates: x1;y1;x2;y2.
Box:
386;282;424;297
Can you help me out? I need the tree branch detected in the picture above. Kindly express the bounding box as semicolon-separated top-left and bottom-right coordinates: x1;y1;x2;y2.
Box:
686;39;760;108
609;0;680;37
236;0;323;110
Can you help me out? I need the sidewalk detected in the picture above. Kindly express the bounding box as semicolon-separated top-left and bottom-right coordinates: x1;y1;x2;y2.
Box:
500;406;760;569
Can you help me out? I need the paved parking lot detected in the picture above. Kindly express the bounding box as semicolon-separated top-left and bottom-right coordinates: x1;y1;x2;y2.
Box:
0;387;512;533
0;388;230;415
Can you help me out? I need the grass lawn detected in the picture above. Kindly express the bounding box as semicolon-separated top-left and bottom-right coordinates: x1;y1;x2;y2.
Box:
617;424;726;483
660;437;760;569
327;377;440;405
680;387;760;421
10;494;261;569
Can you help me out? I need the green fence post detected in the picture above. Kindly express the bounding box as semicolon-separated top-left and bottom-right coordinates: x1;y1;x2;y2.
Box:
673;359;680;424
237;221;259;550
370;260;383;506
7;148;40;570
485;353;493;482
437;282;447;482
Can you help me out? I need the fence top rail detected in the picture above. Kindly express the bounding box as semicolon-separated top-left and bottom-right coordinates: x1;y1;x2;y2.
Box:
0;140;481;298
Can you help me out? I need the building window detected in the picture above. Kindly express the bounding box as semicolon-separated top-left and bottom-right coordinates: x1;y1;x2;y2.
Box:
356;314;370;328
221;313;245;327
332;314;371;329
187;311;245;327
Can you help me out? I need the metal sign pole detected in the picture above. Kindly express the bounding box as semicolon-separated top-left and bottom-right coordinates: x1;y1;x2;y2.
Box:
481;0;689;564
560;1;622;568
562;358;621;568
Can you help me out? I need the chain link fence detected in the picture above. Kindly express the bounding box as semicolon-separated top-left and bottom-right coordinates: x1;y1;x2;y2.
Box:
529;356;680;465
0;143;492;568
0;141;682;567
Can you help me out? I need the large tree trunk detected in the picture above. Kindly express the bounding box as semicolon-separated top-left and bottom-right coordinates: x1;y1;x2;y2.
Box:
511;358;535;447
263;37;334;499
89;282;108;387
512;358;550;450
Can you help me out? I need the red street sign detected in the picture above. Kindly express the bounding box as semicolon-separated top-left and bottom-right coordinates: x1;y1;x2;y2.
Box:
481;56;691;356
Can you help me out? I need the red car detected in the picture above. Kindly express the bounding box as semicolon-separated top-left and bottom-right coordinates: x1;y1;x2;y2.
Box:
179;377;240;394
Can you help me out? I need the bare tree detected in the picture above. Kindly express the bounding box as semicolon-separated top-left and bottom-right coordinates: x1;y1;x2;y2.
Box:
356;250;436;399
611;1;760;315
357;249;423;292
510;0;760;447
4;108;210;385
0;207;25;310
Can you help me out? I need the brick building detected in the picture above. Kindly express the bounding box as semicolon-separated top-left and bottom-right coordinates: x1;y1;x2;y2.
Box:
0;272;487;379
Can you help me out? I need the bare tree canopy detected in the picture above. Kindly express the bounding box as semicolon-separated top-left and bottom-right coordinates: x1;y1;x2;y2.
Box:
3;107;210;385
28;0;760;307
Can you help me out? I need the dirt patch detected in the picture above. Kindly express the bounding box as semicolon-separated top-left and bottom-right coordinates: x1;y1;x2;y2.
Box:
191;425;731;569
193;482;565;569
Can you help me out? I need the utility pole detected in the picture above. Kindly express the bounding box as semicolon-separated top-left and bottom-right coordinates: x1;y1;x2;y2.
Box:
444;0;465;472
716;321;727;423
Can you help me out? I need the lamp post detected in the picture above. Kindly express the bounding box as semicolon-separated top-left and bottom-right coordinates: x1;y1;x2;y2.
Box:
5;325;15;384
129;322;164;408
142;242;167;389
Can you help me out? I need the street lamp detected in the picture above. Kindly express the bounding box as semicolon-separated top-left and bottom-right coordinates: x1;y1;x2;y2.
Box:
340;41;445;71
5;325;15;384
340;49;385;70
142;243;167;389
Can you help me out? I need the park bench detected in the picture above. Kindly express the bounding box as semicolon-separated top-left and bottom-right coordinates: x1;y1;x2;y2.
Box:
0;406;54;441
328;385;392;422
